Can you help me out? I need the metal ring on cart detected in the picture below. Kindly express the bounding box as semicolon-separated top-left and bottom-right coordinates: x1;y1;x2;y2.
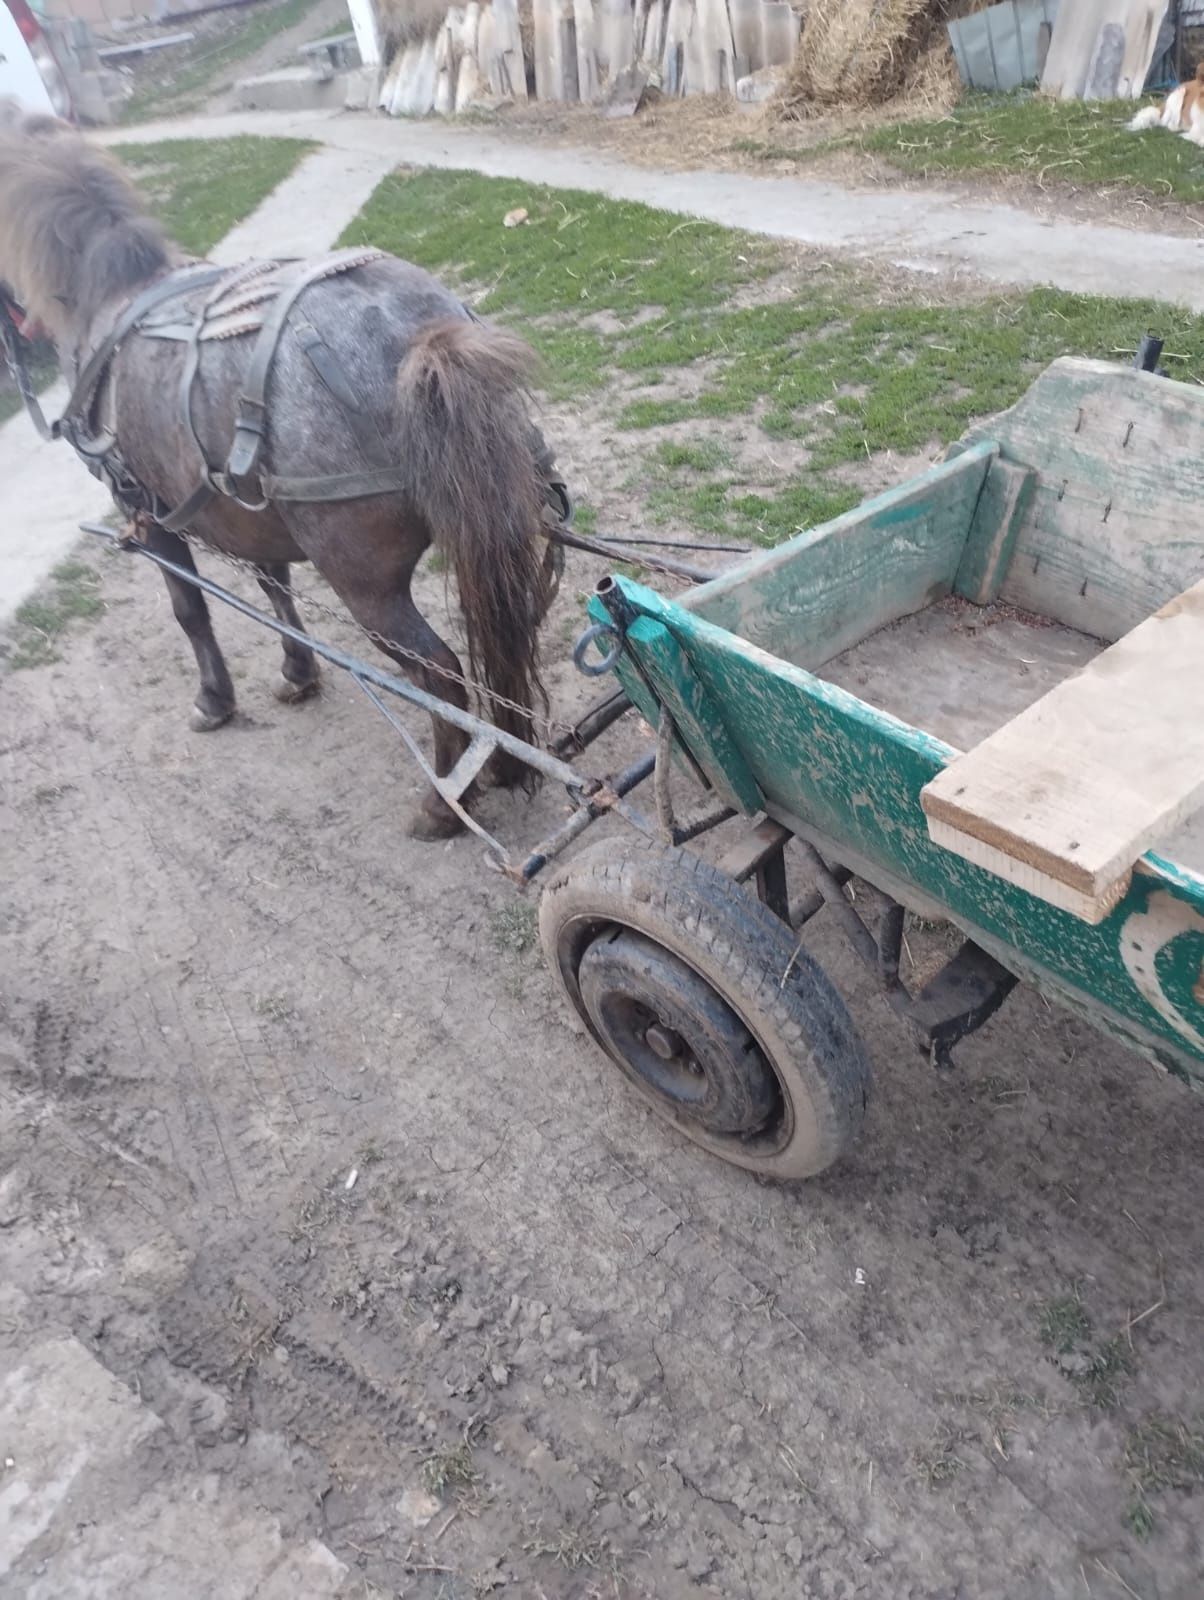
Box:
573;622;623;677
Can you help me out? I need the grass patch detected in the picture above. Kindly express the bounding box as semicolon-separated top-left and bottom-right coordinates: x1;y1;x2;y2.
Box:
119;0;327;123
856;93;1204;205
1124;1414;1204;1537
343;168;1204;551
489;899;538;959
1038;1291;1134;1410
910;1422;970;1489
344;172;776;320
5;560;104;669
1039;1294;1092;1355
524;1523;614;1570
421;1443;480;1497
117;137;314;257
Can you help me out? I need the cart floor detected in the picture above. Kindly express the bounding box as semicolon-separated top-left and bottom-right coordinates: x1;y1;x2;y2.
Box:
816;597;1204;876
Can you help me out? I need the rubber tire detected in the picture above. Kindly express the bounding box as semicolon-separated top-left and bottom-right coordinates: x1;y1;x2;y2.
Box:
539;837;871;1180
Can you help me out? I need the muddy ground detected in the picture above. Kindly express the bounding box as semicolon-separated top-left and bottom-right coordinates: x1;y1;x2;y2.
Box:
2;365;1203;1600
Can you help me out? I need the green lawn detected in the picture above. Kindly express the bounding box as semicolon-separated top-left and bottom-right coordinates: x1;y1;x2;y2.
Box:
117;136;313;256
343;168;1204;547
858;93;1204;204
734;94;1204;207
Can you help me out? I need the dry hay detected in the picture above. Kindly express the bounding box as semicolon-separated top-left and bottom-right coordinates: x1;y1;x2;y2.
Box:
778;0;982;120
375;0;448;49
376;0;535;70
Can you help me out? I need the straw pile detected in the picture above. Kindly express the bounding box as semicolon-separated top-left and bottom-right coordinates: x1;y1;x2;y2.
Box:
375;0;535;67
375;0;449;50
778;0;982;118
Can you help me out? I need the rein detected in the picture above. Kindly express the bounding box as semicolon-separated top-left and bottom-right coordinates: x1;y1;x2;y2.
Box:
0;290;57;441
1;265;226;448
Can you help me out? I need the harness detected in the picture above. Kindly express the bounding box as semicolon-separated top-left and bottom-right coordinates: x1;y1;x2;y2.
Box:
0;249;570;534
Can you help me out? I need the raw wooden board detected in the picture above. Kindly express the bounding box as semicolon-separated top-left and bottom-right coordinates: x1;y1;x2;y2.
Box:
815;599;1204;879
920;580;1204;923
1039;0;1165;99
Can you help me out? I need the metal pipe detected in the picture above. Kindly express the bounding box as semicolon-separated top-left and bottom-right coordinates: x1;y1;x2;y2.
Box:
516;747;656;882
795;840;880;971
551;685;632;757
878;902;905;992
83;522;591;793
672;803;735;846
542;523;717;585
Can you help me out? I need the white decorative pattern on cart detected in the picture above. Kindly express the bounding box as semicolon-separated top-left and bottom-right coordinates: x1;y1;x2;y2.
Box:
1119;891;1204;1052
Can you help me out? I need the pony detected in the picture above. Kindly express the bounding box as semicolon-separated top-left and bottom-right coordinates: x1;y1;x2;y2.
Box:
0;107;563;838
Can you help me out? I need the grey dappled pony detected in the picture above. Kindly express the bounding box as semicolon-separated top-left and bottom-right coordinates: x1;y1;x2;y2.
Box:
0;109;562;838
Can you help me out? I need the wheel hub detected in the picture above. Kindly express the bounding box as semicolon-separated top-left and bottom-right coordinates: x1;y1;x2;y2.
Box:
577;929;780;1137
644;1022;685;1061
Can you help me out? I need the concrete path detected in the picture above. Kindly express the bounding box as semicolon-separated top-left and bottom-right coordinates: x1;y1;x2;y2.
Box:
0;134;399;624
103;107;1204;310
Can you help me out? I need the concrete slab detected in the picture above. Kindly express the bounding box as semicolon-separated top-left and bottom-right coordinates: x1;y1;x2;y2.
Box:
211;138;400;265
0;1338;161;1580
0;1337;348;1599
232;66;346;114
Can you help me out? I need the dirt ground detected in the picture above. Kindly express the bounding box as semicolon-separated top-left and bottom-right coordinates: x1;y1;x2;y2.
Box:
2;368;1204;1599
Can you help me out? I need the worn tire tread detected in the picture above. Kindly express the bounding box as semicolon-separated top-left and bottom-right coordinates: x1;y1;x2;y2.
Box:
539;836;870;1179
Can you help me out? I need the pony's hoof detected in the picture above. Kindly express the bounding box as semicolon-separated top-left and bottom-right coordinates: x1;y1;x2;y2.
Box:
407;804;465;841
273;671;320;704
483;749;528;790
189;702;234;733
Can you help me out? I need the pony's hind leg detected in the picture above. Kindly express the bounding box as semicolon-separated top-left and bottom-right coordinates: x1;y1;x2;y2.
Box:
255;563;320;703
145;524;236;732
374;589;476;839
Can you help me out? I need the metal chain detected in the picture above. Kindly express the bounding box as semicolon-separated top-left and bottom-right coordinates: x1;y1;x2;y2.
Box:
161;518;700;744
166;523;581;740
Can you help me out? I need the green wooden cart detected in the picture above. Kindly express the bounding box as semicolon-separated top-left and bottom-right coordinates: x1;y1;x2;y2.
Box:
539;357;1204;1181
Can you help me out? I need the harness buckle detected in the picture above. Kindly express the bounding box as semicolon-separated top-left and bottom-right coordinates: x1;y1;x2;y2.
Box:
208;467;270;514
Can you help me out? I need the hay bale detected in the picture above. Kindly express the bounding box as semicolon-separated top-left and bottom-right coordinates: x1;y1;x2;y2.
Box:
376;0;449;56
377;0;535;87
781;0;932;112
778;0;985;117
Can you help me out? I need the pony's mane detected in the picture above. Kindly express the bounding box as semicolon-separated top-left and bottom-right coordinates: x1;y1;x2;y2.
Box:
0;108;172;339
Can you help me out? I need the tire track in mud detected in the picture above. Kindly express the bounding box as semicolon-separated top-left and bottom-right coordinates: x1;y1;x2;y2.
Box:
38;728;350;1213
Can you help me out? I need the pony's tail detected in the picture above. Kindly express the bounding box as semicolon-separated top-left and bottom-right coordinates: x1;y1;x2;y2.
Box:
394;317;548;752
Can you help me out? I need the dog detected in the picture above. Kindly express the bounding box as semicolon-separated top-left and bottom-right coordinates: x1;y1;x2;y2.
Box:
1128;61;1204;146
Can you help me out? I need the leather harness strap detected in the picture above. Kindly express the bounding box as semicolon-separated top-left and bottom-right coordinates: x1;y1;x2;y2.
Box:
225;248;389;501
64;264;228;442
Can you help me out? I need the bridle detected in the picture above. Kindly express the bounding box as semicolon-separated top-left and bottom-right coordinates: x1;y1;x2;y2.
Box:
0;283;57;441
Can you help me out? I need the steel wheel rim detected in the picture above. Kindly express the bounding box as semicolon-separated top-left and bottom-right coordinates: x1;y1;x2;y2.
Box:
565;920;798;1158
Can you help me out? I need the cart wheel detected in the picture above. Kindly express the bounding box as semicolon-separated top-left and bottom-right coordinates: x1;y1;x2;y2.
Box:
539;838;870;1180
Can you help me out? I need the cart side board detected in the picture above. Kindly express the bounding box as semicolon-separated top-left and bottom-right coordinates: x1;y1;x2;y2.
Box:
680;441;998;667
953;357;1204;640
596;578;1204;1087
